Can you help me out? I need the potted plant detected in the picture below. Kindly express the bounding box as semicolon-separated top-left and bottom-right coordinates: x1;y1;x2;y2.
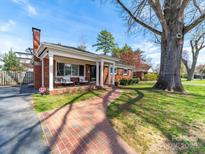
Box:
39;87;47;95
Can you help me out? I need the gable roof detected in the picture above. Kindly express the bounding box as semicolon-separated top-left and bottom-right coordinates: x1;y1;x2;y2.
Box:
37;42;120;62
44;42;97;56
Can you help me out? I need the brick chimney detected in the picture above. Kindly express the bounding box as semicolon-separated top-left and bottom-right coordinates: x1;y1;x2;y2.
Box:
32;27;41;54
32;27;42;89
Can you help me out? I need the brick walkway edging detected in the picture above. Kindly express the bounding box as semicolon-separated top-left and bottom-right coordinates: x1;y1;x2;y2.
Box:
39;87;136;154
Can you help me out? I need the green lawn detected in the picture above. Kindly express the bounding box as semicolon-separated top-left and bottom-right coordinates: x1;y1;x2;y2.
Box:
33;89;105;112
183;79;205;85
107;82;205;153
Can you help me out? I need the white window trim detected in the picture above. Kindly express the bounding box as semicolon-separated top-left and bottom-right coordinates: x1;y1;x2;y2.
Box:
110;67;117;75
55;62;85;78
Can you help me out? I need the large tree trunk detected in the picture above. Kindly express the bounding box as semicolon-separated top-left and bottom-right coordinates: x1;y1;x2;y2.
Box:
154;34;184;92
154;3;184;92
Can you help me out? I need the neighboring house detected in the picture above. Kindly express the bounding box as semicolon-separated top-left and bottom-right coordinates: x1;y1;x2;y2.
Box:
15;51;33;71
133;63;151;80
194;72;205;79
0;57;4;70
32;28;133;94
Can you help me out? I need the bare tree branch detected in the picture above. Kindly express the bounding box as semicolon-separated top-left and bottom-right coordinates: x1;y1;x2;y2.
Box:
116;0;162;35
148;0;168;36
184;13;205;33
193;0;202;14
179;0;190;18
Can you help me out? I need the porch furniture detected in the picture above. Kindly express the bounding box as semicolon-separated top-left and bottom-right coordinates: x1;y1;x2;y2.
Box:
79;76;89;84
54;77;63;86
70;77;79;85
62;77;74;86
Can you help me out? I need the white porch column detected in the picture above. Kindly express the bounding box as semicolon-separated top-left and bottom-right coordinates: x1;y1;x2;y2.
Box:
108;64;111;85
112;63;115;85
96;62;99;86
100;60;104;87
49;53;54;91
41;58;44;87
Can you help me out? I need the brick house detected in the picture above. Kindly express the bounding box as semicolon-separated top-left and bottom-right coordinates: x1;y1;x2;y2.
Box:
32;28;133;94
133;63;151;80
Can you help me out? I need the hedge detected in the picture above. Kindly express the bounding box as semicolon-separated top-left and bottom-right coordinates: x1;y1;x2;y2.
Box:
119;78;139;86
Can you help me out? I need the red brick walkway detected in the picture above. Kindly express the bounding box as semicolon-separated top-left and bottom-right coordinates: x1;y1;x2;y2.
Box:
39;88;136;154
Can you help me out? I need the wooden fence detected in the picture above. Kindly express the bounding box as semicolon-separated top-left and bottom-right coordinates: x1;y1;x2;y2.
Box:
0;71;33;86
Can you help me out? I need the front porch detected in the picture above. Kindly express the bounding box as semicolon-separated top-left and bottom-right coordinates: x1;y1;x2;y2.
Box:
40;48;117;93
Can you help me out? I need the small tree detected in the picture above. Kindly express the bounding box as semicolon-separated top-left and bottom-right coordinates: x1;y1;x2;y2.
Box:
119;45;142;66
93;30;116;55
3;49;23;71
112;47;121;58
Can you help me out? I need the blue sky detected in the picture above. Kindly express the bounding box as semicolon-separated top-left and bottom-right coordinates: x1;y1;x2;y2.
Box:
0;0;204;66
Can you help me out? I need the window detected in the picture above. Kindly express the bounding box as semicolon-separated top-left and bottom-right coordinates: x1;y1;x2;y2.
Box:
56;63;84;77
71;64;79;76
110;67;117;74
65;64;71;75
57;63;64;76
123;69;128;75
79;65;84;76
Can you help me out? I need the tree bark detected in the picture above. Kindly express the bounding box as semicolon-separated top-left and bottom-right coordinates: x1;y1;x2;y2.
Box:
187;54;198;80
182;50;199;81
154;2;184;92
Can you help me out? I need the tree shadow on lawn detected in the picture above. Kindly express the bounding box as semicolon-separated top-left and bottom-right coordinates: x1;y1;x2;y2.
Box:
72;88;131;154
108;86;205;153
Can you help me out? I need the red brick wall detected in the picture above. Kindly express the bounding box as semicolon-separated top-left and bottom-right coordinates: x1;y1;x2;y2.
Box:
115;68;132;82
134;72;145;80
43;58;56;88
104;67;133;84
44;58;49;88
33;56;42;89
85;64;90;81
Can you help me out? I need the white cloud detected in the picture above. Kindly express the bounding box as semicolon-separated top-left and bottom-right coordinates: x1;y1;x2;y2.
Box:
132;40;161;66
0;20;16;32
12;0;37;16
0;35;30;54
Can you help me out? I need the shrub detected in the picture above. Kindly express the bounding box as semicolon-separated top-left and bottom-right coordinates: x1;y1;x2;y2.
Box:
120;78;128;85
128;79;133;85
132;78;139;84
143;73;158;81
120;78;139;85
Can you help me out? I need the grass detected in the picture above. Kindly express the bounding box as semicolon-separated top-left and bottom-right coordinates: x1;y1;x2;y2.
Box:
182;79;205;85
107;82;205;153
33;89;105;112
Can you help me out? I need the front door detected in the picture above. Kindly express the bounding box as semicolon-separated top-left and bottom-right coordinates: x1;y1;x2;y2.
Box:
90;65;96;81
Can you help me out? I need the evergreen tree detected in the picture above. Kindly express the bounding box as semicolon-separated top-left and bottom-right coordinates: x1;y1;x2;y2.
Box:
93;30;116;55
3;49;22;71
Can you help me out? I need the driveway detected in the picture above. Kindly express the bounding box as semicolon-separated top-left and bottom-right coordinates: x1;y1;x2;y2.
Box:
0;86;47;154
